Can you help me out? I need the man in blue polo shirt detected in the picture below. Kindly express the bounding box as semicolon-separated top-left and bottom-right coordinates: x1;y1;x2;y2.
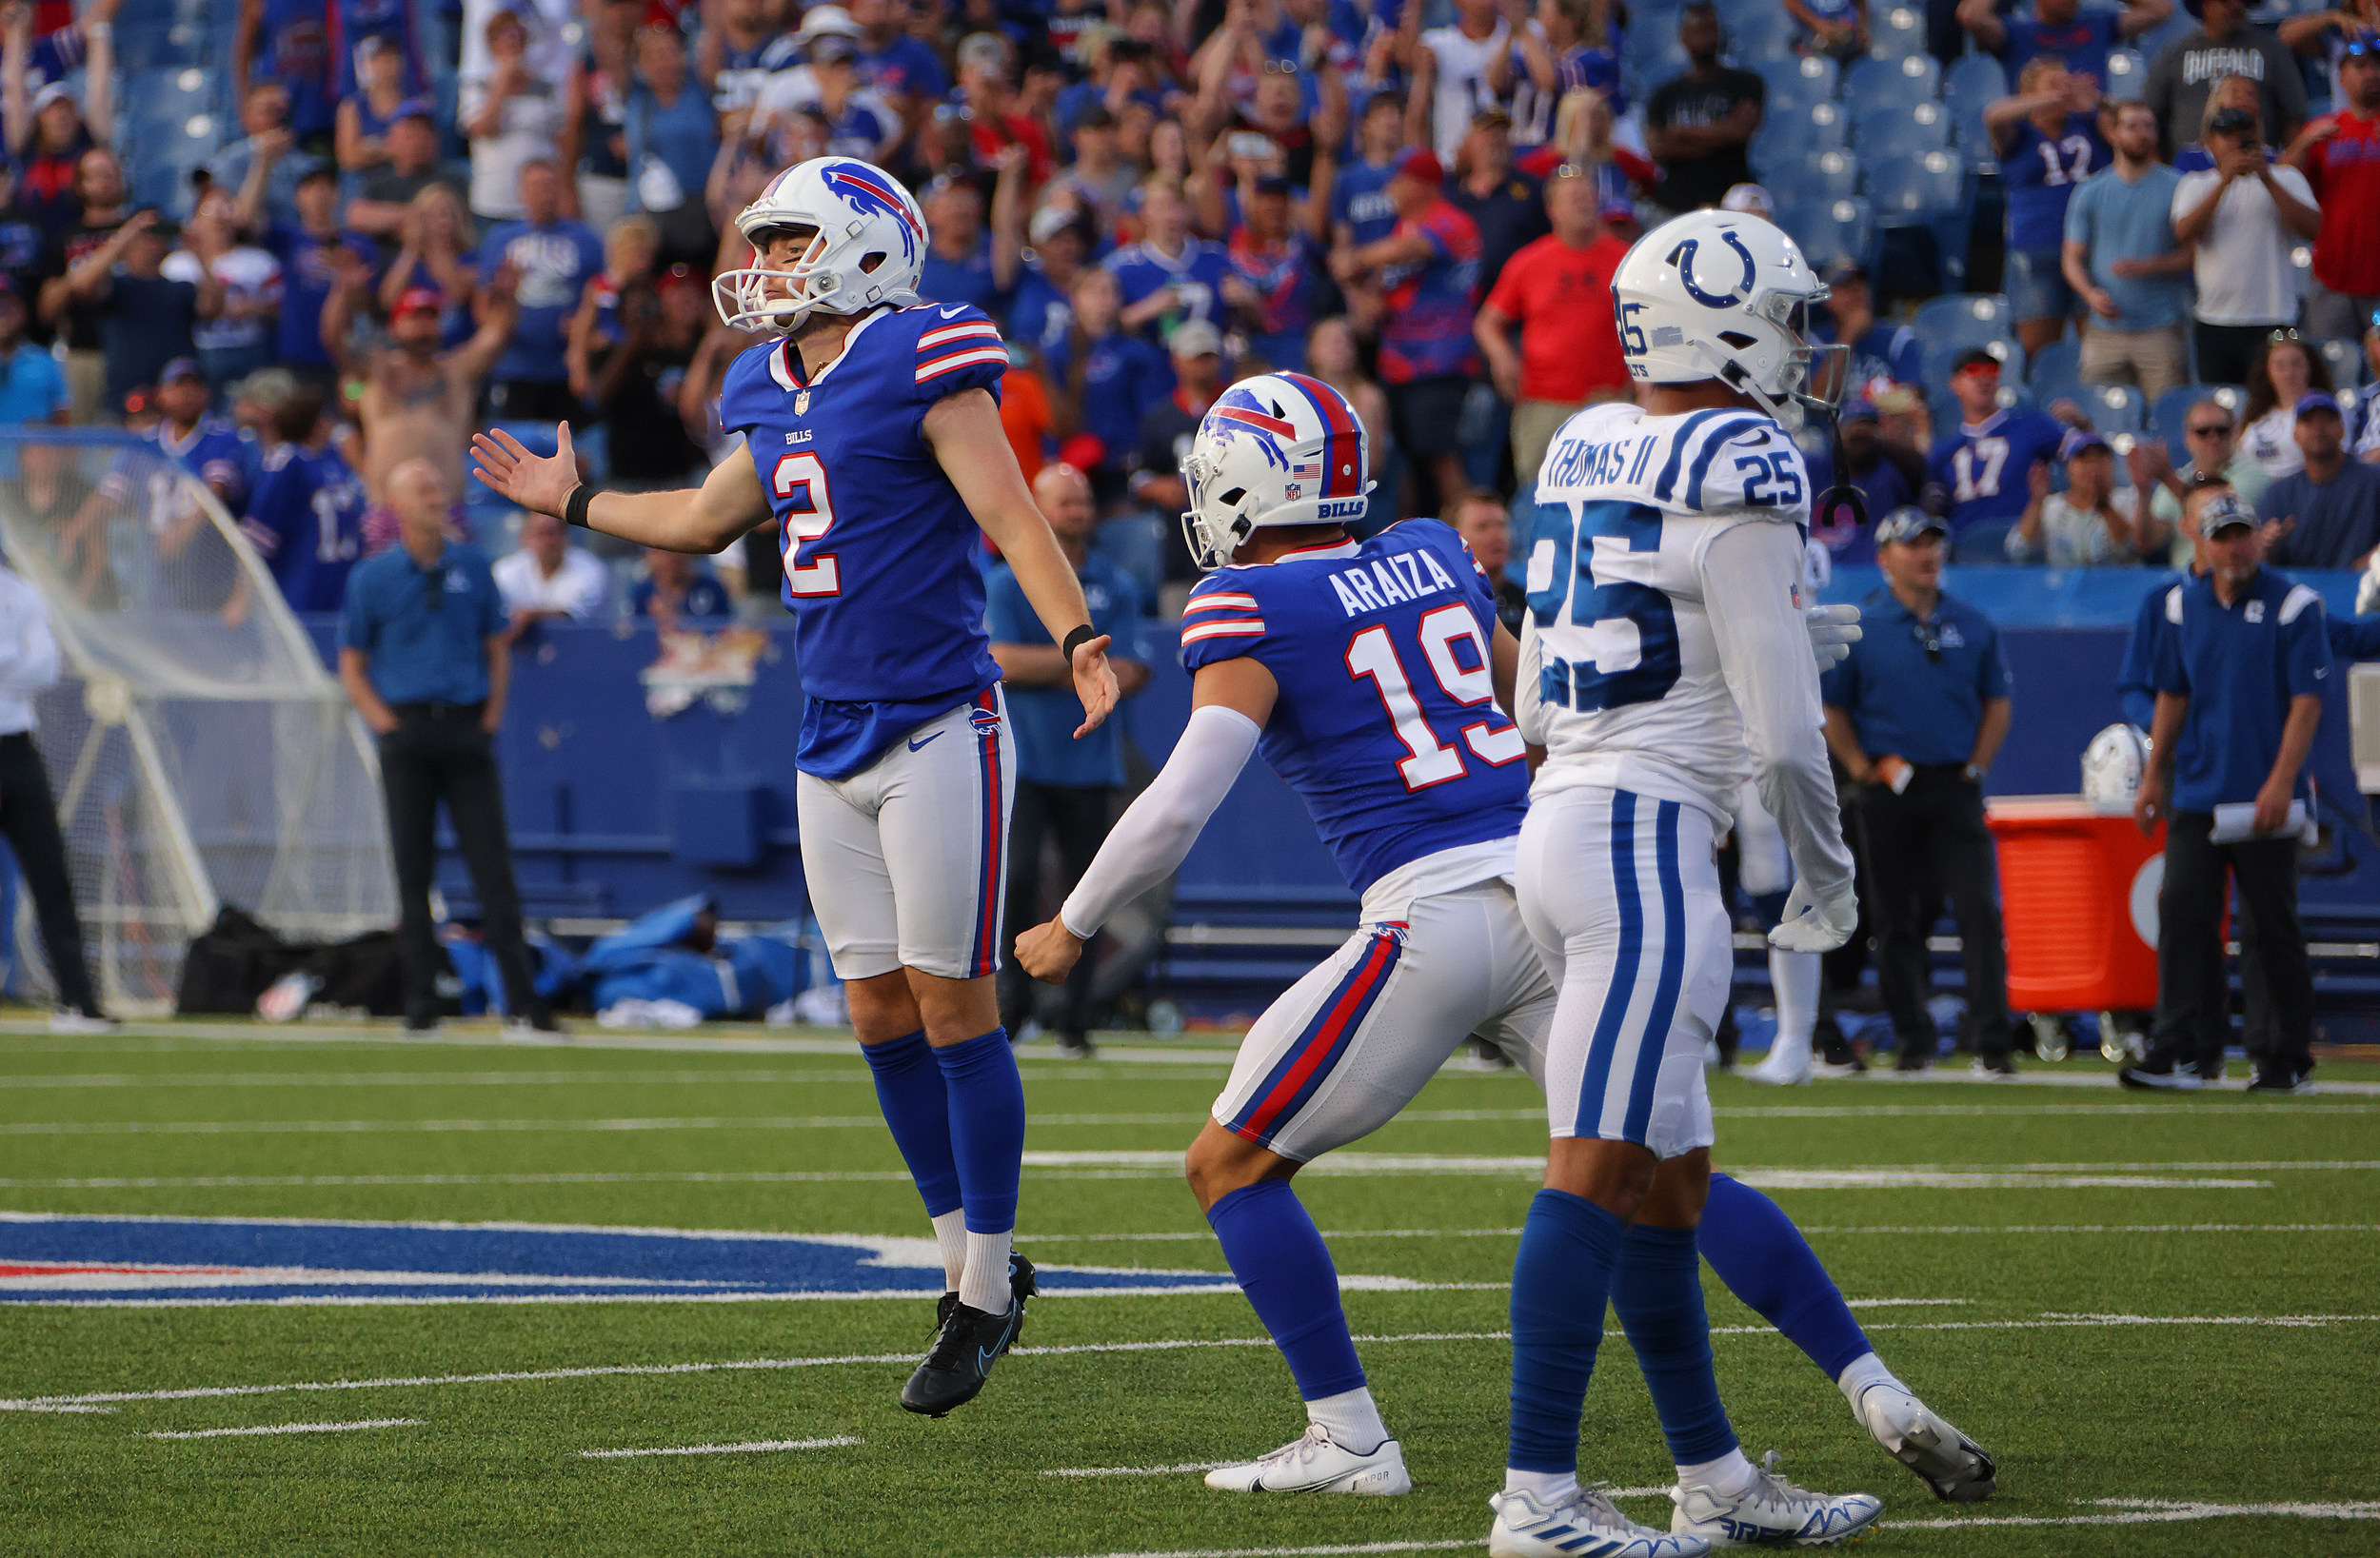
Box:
1821;508;2020;1076
986;463;1150;1057
2128;491;2327;1094
338;457;555;1035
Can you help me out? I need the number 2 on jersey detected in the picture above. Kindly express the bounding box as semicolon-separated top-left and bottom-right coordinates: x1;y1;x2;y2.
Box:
772;452;839;596
1345;604;1525;792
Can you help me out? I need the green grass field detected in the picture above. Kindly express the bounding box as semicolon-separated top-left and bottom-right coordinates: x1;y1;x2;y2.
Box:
2;1019;2375;1556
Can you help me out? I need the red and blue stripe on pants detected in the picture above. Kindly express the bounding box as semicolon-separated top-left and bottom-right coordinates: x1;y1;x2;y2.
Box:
1225;924;1405;1148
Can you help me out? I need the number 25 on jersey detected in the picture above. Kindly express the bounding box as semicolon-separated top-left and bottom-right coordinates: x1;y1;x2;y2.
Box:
773;452;839;596
1527;500;1682;713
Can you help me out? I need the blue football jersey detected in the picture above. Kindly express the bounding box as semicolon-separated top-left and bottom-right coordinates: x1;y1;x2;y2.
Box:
1998;114;2106;253
1101;237;1238;343
244;441;365;612
101;416;248;509
717;303;1010;779
1180;520;1528;898
1923;406;2066;537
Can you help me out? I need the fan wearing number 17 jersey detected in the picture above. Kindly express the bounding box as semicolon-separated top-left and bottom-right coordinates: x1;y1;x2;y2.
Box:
468;157;1121;1422
1921;351;2066;543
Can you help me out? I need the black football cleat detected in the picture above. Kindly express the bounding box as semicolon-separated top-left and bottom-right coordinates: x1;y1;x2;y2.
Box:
904;1253;1036;1416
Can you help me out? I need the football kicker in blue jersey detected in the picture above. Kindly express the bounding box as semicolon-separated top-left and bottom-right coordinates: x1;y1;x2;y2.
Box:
243;441;366;613
716;302;1010;779
1179;518;1528;898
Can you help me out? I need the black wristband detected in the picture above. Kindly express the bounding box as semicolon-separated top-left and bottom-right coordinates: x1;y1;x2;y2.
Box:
1061;624;1099;665
564;483;596;529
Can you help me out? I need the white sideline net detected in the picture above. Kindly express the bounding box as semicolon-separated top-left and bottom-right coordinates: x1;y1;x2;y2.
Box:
0;431;393;1014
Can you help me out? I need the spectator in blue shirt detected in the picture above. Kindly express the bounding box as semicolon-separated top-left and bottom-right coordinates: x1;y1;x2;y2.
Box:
250;163;361;390
918;171;1022;317
208;82;320;229
1958;0;2172;90
625;22;720;264
2260;393;2380;570
476;158;604;425
1821;508;2019;1075
2060;100;2192;400
1922;348;2068;551
1327;93;1408;254
987;462;1151;1056
1045;265;1170;504
2128;490;2327;1093
1815;259;1925;391
1987;60;2108;359
339;456;556;1035
631;547;733;623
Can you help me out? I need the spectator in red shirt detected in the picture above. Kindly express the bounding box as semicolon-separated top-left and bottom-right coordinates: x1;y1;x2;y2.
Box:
2289;38;2380;346
1332;146;1481;517
1474;168;1633;487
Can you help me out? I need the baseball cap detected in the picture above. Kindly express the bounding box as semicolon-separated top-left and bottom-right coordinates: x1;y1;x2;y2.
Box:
809;32;857;64
1874;507;1948;545
159;356;205;385
2060;427;2112;460
392;286;445;320
1168;318;1223;359
2199;492;2257;535
1028;202;1080;245
956;30;1009;71
31;82;75;115
1390;146;1443;186
1952;347;2004;376
2295;390;2343;418
1719;183;1773;217
798;3;862;35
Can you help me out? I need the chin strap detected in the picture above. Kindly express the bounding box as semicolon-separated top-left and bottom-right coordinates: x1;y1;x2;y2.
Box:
1815;406;1868;536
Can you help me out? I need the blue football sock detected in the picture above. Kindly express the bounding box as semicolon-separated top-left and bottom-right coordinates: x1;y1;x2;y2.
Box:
1610;1222;1738;1466
1507;1188;1628;1473
1698;1173;1874;1380
860;1029;961;1218
1207;1179;1366;1403
933;1028;1026;1233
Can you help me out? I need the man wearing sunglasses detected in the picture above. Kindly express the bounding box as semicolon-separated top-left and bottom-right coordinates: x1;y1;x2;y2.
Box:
2288;35;2380;346
2135;394;2271;546
1819;508;2019;1077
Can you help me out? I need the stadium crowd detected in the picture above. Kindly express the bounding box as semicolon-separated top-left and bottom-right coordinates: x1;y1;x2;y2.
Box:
0;0;2372;622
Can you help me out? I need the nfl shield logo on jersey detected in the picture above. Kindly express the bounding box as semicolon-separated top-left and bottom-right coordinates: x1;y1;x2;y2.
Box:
795;390;810;415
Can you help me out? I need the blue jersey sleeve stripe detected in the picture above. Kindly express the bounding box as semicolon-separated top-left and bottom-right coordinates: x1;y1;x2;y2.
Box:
1651;408;1727;503
1683;416;1769;511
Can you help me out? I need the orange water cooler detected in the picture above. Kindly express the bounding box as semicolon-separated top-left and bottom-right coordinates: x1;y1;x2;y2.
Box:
1983;798;2173;1013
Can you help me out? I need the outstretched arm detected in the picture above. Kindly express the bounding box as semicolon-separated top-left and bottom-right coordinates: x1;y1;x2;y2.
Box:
1013;655;1275;982
924;386;1120;736
471;423;775;552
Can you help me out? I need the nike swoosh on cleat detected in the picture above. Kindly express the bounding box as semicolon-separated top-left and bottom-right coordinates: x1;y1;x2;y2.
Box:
908;732;942;751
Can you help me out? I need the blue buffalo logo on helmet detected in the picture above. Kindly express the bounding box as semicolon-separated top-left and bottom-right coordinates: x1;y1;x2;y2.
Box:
821;161;925;265
1180;373;1375;571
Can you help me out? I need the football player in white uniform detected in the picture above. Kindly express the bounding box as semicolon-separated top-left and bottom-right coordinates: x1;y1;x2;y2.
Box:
1489;211;1881;1558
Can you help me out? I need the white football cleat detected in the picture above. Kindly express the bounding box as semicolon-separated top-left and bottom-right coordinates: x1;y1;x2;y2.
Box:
1745;1048;1813;1086
1855;1382;1997;1502
1490;1487;1712;1558
1672;1452;1882;1548
1202;1427;1411;1494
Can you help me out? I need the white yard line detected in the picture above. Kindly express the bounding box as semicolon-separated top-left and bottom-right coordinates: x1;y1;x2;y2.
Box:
1041;1461;1238;1478
144;1417;422;1440
578;1436;860;1459
9;1314;2377;1413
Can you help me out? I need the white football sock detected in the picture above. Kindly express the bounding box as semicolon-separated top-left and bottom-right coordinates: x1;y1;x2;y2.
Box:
1503;1468;1580;1509
1304;1386;1389;1455
1677;1447;1757;1497
931;1209;968;1293
958;1228;1015;1313
1768;948;1819;1063
1837;1350;1907;1411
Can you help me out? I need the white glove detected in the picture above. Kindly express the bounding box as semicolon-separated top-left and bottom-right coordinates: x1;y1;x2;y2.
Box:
2358;554;2380;618
1768;877;1859;953
1804;602;1862;672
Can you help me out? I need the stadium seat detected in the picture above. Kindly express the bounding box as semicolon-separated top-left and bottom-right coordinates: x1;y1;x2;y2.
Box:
1759;52;1840;110
1785;148;1861;202
1775;195;1874;271
1726;5;1796;56
2025;334;2081;390
1844;52;1942;109
2152;384;2249;460
2040;379;2147;433
121;66;213;148
2102;48;2146;101
1854;100;1954;155
2319;336;2365;391
1913;291;2017;351
1759;100;1850;160
1865;149;1964;220
1943;54;2009;164
1866;2;1928;59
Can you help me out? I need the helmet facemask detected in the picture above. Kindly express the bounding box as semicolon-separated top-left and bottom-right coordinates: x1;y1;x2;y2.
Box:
1180;446;1258;573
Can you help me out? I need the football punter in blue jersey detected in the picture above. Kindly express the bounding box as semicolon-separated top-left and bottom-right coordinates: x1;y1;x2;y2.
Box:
471;157;1120;1419
1922;349;2068;545
1013;371;1991;1531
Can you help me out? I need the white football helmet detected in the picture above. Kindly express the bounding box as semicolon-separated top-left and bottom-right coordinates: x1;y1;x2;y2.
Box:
1180;372;1374;571
2082;722;2151;804
1611;209;1851;432
713;156;926;333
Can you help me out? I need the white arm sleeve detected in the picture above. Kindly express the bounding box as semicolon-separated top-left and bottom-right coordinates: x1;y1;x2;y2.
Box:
1058;702;1262;939
1700;521;1855;902
1513;611;1547;746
